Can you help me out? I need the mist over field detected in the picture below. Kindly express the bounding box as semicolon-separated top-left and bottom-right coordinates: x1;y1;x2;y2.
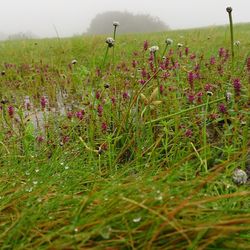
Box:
0;0;249;39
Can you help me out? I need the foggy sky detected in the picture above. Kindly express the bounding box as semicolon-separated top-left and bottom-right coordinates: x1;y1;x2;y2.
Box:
0;0;249;38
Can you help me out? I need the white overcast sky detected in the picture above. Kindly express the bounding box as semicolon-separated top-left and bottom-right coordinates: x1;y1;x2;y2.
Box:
0;0;249;38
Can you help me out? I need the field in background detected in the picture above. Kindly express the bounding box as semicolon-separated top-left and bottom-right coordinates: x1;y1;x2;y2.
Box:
0;23;250;249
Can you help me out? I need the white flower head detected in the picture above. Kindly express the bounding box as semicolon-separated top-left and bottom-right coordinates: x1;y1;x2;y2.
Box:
71;59;77;65
106;37;115;47
177;43;183;48
165;38;173;45
206;91;213;97
225;91;232;102
234;40;240;46
113;21;120;27
149;46;159;53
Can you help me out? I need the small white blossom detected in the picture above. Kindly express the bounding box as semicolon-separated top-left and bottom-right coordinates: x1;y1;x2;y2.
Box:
234;40;240;46
71;59;77;65
113;21;120;27
177;43;183;48
165;38;173;45
149;46;159;53
106;37;115;47
225;91;232;102
206;91;213;96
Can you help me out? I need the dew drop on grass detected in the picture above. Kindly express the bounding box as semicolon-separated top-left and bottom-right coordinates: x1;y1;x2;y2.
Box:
133;217;141;223
155;195;163;201
37;198;42;203
26;187;33;193
100;226;112;239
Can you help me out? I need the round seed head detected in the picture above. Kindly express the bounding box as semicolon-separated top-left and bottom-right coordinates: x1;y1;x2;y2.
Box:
226;7;232;13
206;91;213;97
71;59;77;65
234;40;240;46
165;38;173;45
232;168;247;185
106;37;115;47
113;21;120;27
104;82;110;89
149;46;159;53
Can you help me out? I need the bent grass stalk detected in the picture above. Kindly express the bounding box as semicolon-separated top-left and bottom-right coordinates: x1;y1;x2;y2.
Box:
145;97;225;125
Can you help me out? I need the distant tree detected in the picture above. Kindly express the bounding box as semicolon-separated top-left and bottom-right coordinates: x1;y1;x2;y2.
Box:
87;11;170;34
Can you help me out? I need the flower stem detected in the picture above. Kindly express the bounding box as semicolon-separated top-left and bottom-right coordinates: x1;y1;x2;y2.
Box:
202;96;210;172
227;9;235;63
102;46;109;68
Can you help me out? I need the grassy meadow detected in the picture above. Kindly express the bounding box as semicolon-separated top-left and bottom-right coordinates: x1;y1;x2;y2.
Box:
0;23;250;249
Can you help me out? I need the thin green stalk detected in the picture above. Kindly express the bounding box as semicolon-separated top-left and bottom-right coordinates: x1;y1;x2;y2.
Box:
102;46;109;68
202;95;210;172
227;7;234;63
146;97;225;125
113;26;117;66
161;44;168;58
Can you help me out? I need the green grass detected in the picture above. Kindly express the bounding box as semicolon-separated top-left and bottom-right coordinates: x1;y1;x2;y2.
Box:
0;23;250;249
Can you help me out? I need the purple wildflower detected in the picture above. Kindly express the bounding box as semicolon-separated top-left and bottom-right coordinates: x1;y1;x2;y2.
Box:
67;111;73;119
123;92;129;100
218;103;227;114
40;96;47;110
210;56;216;65
188;94;195;103
36;136;44;143
185;129;193;138
8;106;14;118
188;72;195;90
143;40;149;51
97;105;103;117
101;122;108;133
233;78;241;96
76;110;84;120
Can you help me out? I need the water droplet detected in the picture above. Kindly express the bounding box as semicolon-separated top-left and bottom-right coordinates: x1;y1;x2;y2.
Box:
26;187;33;193
133;217;141;223
155;195;163;201
100;226;111;239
